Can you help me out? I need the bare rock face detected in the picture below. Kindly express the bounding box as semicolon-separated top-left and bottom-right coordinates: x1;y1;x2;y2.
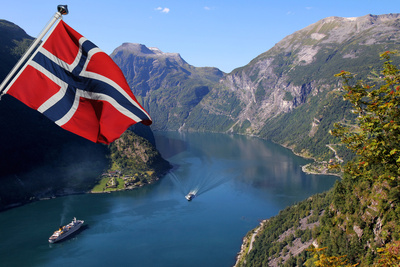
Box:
111;14;400;159
209;14;400;134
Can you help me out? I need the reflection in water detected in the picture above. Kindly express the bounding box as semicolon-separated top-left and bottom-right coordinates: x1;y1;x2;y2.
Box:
0;132;339;267
156;131;335;204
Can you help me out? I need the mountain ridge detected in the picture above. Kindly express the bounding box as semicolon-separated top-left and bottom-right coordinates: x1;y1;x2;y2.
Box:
110;42;224;130
2;12;400;265
117;13;400;161
2;13;399;208
113;43;187;64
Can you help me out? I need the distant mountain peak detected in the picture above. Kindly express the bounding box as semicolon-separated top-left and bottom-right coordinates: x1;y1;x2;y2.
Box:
116;43;154;56
318;13;400;24
111;43;187;67
254;12;400;65
113;43;181;57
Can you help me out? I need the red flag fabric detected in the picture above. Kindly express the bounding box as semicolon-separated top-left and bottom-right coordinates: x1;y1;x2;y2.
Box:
4;19;152;144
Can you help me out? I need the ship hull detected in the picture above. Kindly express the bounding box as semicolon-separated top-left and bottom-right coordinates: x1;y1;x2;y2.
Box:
185;193;195;201
49;218;84;243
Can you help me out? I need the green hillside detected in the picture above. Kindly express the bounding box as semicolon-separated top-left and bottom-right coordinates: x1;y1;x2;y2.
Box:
112;15;400;167
235;53;400;267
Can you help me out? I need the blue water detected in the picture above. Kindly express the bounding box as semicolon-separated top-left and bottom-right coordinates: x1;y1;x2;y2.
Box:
0;132;338;267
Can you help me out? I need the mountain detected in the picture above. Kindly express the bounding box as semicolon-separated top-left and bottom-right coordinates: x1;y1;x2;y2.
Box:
108;16;400;264
114;14;400;163
230;14;400;160
3;12;400;262
0;20;33;80
110;43;224;130
0;21;169;210
232;15;400;266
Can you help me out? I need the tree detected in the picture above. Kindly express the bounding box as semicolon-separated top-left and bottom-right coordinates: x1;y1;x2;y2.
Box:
330;51;400;181
375;240;400;266
306;247;358;267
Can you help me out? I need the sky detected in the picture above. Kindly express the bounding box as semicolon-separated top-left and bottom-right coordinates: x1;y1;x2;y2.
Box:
1;1;400;73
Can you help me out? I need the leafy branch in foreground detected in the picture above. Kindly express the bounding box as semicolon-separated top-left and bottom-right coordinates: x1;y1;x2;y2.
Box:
375;240;400;266
307;247;358;267
330;51;400;181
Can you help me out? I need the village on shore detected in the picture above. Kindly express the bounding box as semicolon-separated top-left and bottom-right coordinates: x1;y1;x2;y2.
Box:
91;169;159;193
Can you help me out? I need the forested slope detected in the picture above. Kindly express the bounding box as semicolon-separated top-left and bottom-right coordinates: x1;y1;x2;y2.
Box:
236;53;400;267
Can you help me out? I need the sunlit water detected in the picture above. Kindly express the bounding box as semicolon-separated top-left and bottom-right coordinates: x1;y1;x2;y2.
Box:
0;132;339;267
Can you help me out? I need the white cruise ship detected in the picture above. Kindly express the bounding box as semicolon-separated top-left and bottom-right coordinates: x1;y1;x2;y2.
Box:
48;217;84;243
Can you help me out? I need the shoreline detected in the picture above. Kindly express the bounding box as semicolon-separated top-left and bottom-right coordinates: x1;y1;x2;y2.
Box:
0;172;166;212
0;136;339;212
233;139;342;266
278;142;342;178
89;177;158;194
301;163;342;178
234;220;268;267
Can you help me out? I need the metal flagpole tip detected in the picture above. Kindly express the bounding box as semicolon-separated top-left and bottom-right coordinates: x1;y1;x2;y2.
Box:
57;5;69;15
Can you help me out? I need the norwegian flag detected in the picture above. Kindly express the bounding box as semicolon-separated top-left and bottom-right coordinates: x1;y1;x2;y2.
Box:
3;19;152;144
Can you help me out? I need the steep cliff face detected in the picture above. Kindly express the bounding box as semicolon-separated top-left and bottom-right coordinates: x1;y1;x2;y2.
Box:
212;14;400;135
111;43;191;96
173;14;400;161
113;15;400;150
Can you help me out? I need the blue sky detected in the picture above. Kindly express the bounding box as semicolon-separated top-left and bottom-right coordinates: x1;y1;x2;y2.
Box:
2;1;400;73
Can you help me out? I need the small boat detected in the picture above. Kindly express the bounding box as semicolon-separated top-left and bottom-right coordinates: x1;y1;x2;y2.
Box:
48;217;84;243
185;193;195;201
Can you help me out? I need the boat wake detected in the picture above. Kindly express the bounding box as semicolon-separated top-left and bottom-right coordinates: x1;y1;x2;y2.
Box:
167;159;236;200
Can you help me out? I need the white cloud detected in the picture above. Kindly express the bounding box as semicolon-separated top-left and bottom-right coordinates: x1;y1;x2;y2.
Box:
155;7;170;13
204;6;216;11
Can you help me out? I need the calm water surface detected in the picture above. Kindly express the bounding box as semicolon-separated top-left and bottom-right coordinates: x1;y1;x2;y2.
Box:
0;132;338;267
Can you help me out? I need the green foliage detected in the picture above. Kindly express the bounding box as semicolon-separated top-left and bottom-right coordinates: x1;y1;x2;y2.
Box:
108;130;170;176
311;52;400;266
260;90;354;162
331;52;400;181
112;48;224;131
241;52;400;267
307;247;357;267
315;176;400;265
239;192;332;266
183;85;240;131
234;119;251;132
283;91;294;101
376;240;400;266
255;83;267;99
0;20;34;79
92;130;171;192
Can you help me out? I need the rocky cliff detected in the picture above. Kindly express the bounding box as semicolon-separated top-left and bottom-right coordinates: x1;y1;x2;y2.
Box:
110;43;224;130
218;14;400;134
113;14;400;161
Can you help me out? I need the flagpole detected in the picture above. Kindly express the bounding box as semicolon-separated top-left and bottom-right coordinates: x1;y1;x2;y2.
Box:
0;5;69;95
